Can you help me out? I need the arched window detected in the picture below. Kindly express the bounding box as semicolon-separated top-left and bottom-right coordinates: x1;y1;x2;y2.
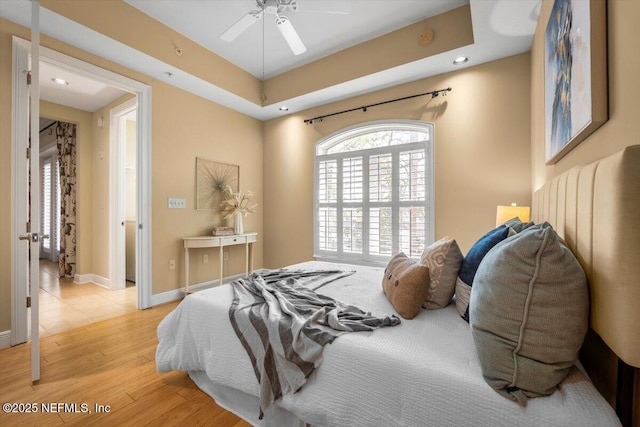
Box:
314;121;434;264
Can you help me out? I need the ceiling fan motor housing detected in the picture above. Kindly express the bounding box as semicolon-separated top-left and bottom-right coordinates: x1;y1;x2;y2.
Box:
259;0;297;15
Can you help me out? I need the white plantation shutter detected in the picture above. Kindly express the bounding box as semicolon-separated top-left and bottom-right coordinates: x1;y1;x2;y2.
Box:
369;207;392;256
399;149;426;202
315;121;434;263
318;160;337;203
41;160;52;251
342;157;363;202
369;154;392;202
40;153;61;259
55;159;61;252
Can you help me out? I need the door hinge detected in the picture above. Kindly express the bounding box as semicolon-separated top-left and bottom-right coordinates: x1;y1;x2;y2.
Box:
26;147;31;159
26;296;31;308
27;71;31;85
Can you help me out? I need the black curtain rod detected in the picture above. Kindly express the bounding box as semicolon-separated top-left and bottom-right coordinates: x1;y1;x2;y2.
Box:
40;120;58;133
303;87;452;125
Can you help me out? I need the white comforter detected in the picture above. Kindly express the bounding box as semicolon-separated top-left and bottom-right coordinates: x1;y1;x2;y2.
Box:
156;261;620;427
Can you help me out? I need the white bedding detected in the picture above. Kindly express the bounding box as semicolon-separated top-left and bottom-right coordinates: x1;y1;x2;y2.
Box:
156;261;621;427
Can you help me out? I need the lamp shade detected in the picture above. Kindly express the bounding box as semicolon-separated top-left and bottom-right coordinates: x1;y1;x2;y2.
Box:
496;205;530;226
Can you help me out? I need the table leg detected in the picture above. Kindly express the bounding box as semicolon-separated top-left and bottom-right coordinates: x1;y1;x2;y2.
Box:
245;242;249;276
184;247;189;293
219;245;224;286
249;242;254;274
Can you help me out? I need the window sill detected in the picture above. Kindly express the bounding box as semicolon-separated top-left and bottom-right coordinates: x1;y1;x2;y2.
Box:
313;255;389;268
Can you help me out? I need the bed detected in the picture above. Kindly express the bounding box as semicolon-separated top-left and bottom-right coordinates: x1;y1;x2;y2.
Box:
156;145;640;426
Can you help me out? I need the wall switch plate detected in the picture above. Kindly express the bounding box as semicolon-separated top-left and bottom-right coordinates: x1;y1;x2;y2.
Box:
169;259;176;270
203;254;209;264
168;198;186;209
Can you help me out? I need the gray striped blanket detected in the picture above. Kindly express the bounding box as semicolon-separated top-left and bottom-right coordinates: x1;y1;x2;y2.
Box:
229;269;401;418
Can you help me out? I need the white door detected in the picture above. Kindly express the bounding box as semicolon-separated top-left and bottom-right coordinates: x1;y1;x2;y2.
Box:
15;1;43;383
12;33;42;382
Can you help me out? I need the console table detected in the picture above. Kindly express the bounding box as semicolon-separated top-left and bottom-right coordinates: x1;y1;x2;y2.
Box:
182;232;257;294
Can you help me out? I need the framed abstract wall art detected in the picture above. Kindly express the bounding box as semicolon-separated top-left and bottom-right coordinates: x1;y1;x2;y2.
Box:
544;0;608;164
196;158;239;210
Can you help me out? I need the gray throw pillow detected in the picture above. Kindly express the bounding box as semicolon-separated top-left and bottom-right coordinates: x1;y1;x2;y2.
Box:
419;237;463;310
504;217;535;233
469;222;588;405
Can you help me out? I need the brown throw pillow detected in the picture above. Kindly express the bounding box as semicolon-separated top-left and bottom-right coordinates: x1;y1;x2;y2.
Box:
382;253;430;319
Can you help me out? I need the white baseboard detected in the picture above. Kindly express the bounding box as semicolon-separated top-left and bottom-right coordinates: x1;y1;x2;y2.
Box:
150;272;254;307
74;273;92;284
0;330;11;349
74;273;110;289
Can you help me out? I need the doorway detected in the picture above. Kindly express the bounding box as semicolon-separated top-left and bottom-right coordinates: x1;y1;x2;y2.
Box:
110;98;138;291
37;117;138;336
11;37;153;347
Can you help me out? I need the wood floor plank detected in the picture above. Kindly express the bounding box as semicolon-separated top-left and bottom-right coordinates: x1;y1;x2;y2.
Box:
0;301;250;427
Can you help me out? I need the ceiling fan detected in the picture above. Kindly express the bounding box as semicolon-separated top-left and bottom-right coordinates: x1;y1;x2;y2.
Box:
220;0;349;56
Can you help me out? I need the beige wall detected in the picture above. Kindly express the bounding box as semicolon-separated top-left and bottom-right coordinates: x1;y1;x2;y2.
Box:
263;53;532;269
264;5;474;105
0;18;264;332
531;0;640;189
150;81;263;293
125;118;137;220
39;101;93;276
90;94;135;279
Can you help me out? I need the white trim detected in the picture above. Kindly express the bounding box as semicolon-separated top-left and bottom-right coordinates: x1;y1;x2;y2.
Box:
137;88;152;309
150;289;184;307
149;272;255;306
73;273;110;288
0;331;11;349
313;256;388;268
109;98;137;291
11;37;153;346
73;273;93;284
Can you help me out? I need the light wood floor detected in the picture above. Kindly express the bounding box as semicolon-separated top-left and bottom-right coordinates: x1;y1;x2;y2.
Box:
0;301;251;427
39;260;137;337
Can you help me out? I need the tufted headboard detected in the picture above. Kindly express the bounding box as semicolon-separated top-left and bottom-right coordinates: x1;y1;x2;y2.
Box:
532;145;640;423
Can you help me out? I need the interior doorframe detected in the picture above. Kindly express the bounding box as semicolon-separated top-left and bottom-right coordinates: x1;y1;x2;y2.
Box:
109;98;137;291
11;36;153;344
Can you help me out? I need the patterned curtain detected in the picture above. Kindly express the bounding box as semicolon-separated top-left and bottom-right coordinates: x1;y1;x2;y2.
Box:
56;122;77;278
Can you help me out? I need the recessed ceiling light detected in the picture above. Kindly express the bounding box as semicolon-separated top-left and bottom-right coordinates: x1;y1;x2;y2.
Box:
51;77;69;85
279;106;289;111
453;56;469;65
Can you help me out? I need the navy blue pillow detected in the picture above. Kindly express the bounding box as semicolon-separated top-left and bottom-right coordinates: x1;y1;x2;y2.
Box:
455;225;510;321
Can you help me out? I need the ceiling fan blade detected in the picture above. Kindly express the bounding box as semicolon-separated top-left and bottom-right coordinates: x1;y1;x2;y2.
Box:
220;10;263;42
275;15;306;55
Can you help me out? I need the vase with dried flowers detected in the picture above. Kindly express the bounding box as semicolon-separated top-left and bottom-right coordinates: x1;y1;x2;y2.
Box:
220;186;257;235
